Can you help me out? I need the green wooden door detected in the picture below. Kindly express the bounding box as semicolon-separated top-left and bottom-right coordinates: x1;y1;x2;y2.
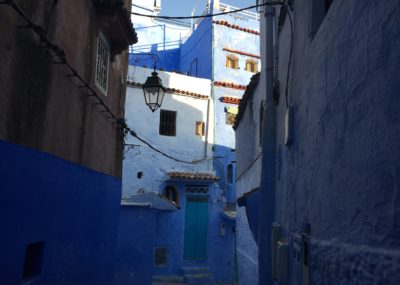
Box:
183;197;208;260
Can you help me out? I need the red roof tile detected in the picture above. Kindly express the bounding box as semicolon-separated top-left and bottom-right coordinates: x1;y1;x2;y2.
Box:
214;81;247;90
220;96;241;105
126;81;209;100
213;20;260;35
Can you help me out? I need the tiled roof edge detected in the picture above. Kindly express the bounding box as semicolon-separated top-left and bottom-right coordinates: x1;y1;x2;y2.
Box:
213;20;260;35
214;81;247;90
126;81;209;100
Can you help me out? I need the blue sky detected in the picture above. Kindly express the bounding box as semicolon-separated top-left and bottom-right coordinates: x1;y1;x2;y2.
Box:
159;0;256;18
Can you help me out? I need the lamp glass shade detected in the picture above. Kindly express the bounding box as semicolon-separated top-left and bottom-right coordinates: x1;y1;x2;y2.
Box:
142;71;166;112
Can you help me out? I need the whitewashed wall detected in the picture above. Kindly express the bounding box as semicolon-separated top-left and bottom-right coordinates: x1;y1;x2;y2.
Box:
123;67;214;197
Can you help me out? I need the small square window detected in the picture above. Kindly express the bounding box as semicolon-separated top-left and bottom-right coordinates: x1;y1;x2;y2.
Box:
245;59;258;73
159;110;177;136
22;241;44;283
195;121;205;136
226;55;239;69
95;32;110;95
226;113;236;125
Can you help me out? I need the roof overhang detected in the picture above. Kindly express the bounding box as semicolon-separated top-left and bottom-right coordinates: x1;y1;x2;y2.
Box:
168;171;220;183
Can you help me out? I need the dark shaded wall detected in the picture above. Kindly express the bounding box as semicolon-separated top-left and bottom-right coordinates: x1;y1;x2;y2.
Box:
261;0;400;284
0;0;134;284
0;140;121;285
0;0;129;177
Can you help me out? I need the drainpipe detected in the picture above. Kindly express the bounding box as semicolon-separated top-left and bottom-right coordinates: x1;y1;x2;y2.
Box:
259;1;276;285
204;97;211;164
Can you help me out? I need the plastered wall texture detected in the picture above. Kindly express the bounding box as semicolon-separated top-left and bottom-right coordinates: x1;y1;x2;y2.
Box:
235;82;264;285
0;140;121;285
0;0;129;177
271;0;400;283
121;67;235;283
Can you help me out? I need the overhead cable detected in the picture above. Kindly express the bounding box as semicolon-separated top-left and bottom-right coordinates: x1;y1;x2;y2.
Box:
127;1;284;20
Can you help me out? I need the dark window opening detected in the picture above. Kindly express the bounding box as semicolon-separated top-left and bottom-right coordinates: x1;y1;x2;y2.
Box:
22;241;44;283
154;247;168;267
137;171;143;179
163;186;179;205
159;110;177;136
227;164;233;184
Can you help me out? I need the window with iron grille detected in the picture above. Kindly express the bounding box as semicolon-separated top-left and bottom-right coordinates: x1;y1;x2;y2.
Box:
95;32;110;94
159;110;177;136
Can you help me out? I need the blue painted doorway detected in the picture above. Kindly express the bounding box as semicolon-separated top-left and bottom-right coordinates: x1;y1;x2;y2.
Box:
184;197;208;260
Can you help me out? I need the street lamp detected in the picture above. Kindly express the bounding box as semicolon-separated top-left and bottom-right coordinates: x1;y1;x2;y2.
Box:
142;66;166;112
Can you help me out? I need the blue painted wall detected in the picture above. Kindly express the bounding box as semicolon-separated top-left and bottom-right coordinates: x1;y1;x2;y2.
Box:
130;47;181;72
178;18;213;79
113;207;156;285
0;140;121;285
115;180;235;284
258;1;400;284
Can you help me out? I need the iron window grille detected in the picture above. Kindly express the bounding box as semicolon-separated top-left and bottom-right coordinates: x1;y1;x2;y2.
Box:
159;110;177;136
95;32;110;95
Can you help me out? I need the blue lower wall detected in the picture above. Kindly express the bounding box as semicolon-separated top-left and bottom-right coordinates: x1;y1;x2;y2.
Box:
113;207;156;285
0;140;122;285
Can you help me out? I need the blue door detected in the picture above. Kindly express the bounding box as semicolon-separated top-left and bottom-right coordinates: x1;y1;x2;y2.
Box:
184;197;208;260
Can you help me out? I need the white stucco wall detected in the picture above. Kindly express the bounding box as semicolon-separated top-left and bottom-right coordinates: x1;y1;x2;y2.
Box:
123;67;214;197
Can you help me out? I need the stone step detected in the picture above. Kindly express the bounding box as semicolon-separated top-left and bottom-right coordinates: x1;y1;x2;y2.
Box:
182;267;211;275
152;274;187;285
185;273;215;285
182;267;215;285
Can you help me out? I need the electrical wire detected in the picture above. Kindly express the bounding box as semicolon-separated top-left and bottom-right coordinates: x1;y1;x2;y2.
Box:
126;1;284;20
126;128;213;164
2;0;205;166
235;151;262;181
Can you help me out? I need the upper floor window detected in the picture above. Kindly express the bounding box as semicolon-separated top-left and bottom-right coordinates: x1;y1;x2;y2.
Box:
245;59;258;73
159;110;177;136
95;32;110;95
226;55;239;69
195;121;205;136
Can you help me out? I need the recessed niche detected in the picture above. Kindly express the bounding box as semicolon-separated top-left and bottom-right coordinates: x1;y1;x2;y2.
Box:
154;247;167;267
22;241;44;283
